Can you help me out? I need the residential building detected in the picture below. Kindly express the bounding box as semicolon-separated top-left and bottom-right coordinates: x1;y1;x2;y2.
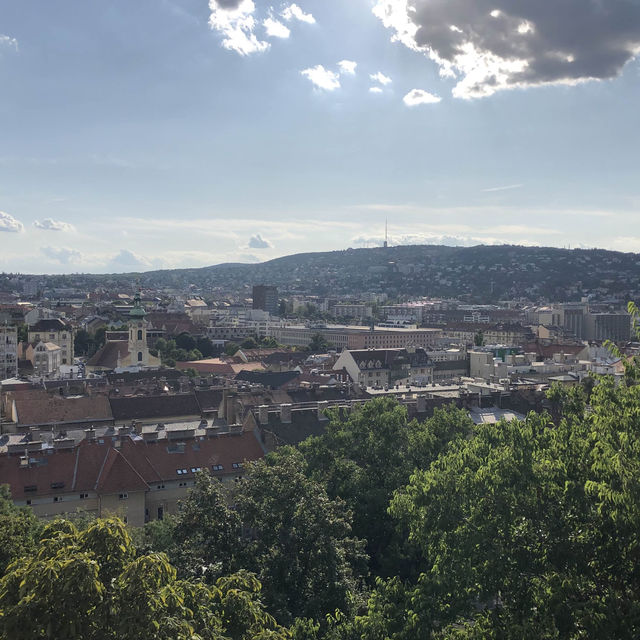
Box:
28;318;74;365
0;422;265;526
333;348;434;388
332;304;373;321
29;342;62;377
0;325;18;380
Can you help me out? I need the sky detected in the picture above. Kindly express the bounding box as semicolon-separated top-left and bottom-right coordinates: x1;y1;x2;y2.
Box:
1;0;640;274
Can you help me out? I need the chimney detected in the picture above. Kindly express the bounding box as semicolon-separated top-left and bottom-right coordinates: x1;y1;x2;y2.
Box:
280;403;292;423
218;389;227;420
225;392;237;425
258;405;269;425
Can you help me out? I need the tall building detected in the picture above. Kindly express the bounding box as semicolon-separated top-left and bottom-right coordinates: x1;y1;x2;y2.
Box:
0;325;18;380
252;285;279;316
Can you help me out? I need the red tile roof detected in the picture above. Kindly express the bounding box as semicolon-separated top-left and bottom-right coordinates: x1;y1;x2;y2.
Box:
0;430;265;500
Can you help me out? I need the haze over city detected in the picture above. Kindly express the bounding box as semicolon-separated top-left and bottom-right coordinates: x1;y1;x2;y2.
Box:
1;0;640;273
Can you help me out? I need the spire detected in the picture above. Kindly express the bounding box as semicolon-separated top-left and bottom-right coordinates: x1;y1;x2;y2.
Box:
129;287;146;319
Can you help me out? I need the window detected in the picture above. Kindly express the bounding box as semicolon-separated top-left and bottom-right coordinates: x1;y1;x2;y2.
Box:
137;351;143;362
156;484;165;490
212;464;224;471
179;481;188;487
119;492;128;500
137;329;143;340
26;499;31;505
176;468;188;475
79;493;88;499
53;496;61;502
190;467;201;473
24;485;37;493
232;462;243;469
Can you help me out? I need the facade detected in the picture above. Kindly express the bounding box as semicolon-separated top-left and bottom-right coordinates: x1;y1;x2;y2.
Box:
252;285;279;316
584;313;631;342
30;342;62;377
0;325;18;380
86;292;161;372
28;318;74;365
269;324;442;350
333;348;434;388
0;422;265;527
332;304;373;321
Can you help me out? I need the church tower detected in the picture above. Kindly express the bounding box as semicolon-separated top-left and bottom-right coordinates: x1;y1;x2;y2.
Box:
129;290;149;366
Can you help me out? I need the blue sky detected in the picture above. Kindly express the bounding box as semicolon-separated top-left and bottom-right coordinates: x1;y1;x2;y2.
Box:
1;0;639;274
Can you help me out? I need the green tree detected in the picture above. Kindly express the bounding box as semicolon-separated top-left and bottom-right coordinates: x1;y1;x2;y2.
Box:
0;485;41;575
176;332;197;352
235;449;367;624
308;333;330;353
74;329;91;356
299;398;473;578
196;336;216;358
240;337;259;350
225;342;240;356
0;517;290;640
473;331;484;346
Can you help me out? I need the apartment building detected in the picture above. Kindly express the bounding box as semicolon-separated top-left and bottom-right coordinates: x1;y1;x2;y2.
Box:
28;318;74;365
0;325;18;380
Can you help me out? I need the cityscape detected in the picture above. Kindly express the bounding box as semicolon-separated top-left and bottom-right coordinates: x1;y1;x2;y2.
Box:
2;1;640;638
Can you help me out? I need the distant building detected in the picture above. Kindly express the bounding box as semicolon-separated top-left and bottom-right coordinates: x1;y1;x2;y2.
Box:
28;342;62;377
252;285;278;316
86;292;161;372
0;325;18;380
28;318;74;365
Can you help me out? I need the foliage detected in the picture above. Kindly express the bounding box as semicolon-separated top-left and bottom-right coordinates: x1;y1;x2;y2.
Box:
299;398;474;578
308;333;330;353
240;337;260;350
0;517;290;640
225;342;240;356
234;449;367;625
0;485;42;575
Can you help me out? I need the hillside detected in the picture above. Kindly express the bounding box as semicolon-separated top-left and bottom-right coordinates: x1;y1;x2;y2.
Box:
5;244;640;302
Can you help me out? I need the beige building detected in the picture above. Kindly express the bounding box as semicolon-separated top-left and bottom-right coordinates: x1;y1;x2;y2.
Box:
87;292;160;372
0;421;266;527
28;342;63;377
28;318;74;365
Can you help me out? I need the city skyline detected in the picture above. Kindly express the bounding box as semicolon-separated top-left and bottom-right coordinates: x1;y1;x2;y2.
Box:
1;0;640;273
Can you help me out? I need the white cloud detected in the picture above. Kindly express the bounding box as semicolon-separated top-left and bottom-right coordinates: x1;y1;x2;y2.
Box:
40;246;83;264
301;65;341;90
0;35;18;52
370;72;392;85
33;218;75;232
369;86;383;94
0;211;24;233
263;18;290;38
209;0;269;56
338;60;357;75
106;249;152;272
482;183;523;192
247;233;273;249
373;0;640;98
403;88;442;106
282;3;315;24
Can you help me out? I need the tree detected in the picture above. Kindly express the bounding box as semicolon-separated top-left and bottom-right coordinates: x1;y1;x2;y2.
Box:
0;517;290;640
0;485;41;575
196;336;216;358
474;331;484;346
74;329;91;356
170;471;241;580
175;332;197;352
299;398;474;579
225;342;240;356
235;448;367;624
240;337;259;350
386;374;640;638
308;333;330;353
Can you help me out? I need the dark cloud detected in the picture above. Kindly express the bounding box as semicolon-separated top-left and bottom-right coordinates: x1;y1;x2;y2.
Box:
212;0;243;9
247;233;273;249
374;0;640;97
